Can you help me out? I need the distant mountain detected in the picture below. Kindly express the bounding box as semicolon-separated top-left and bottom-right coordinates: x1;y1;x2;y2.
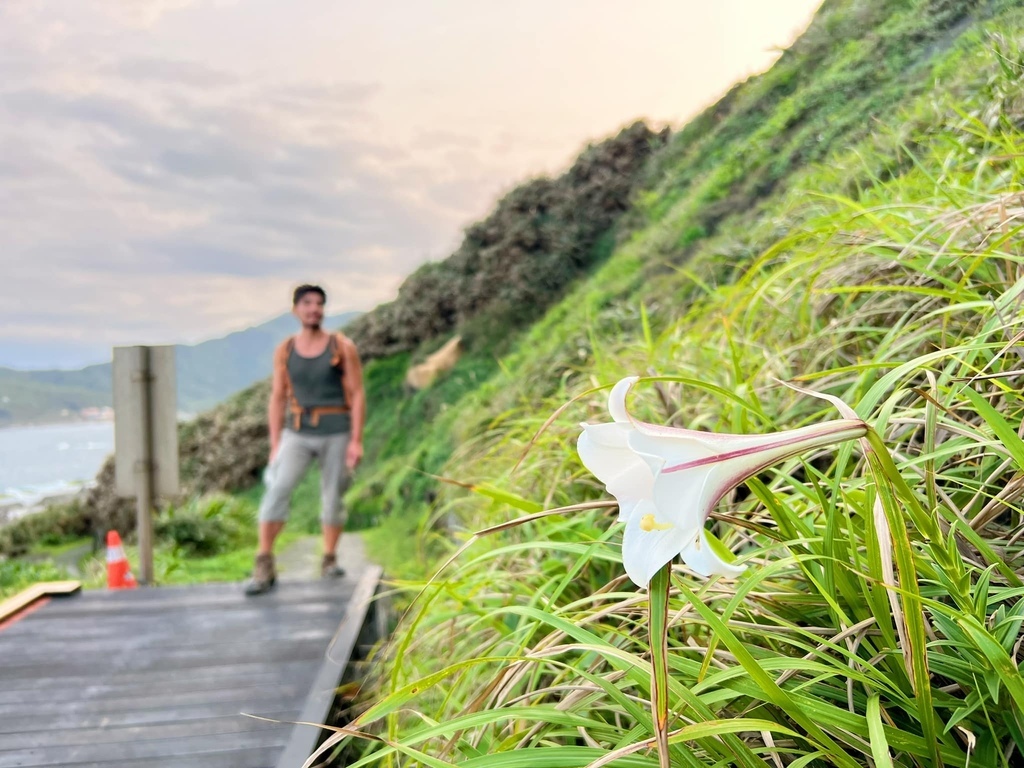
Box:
0;312;359;425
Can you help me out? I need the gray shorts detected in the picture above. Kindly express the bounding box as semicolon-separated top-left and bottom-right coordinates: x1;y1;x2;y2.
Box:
258;430;350;526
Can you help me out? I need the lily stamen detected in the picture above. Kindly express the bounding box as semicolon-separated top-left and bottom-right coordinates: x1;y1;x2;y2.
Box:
640;515;673;532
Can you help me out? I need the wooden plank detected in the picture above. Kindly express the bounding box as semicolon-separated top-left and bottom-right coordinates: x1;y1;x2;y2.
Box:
0;616;340;651
0;659;314;698
10;601;344;626
1;712;301;750
0;726;292;767
0;580;80;625
0;618;340;660
274;565;383;768
0;660;312;702
28;581;353;615
0;639;332;679
0;680;307;719
0;702;302;735
58;747;280;768
8;617;340;649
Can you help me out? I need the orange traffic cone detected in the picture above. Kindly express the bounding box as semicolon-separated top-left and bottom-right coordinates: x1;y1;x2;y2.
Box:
106;530;138;589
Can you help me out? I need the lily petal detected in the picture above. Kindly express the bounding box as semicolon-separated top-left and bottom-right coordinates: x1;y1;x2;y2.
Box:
680;529;746;578
577;423;653;522
608;376;639;423
625;430;720;529
621;501;694;588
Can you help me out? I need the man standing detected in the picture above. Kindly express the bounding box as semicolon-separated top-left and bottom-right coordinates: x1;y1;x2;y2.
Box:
245;284;365;596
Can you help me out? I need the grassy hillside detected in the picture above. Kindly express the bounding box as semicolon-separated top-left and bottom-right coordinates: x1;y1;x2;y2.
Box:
321;1;1024;767
345;0;1011;563
346;121;667;360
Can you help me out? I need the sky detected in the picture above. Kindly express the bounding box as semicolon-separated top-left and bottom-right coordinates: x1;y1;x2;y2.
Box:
0;0;823;370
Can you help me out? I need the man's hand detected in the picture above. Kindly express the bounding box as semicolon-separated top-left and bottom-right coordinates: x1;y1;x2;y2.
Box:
269;439;280;465
346;440;363;471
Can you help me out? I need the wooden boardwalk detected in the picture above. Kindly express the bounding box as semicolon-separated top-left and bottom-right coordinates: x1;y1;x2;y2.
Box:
0;567;382;768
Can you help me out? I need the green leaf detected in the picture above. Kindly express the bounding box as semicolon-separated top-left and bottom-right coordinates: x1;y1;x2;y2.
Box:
460;747;659;767
972;565;995;623
668;718;803;742
945;690;983;734
957;615;1024;712
703;528;739;566
356;656;524;725
867;448;944;765
961;385;1024;470
866;695;895;768
994;597;1024;653
640;302;654;353
1003;709;1024;754
468;483;544;513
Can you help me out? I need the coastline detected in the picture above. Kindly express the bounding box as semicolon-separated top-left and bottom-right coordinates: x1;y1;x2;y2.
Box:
0;421;113;526
0;417;114;431
0;484;91;525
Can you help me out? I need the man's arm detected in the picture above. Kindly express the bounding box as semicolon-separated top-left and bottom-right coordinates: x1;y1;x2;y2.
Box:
341;338;365;470
268;346;289;462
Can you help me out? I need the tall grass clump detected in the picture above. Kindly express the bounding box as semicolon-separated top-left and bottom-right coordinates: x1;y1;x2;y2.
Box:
309;29;1024;768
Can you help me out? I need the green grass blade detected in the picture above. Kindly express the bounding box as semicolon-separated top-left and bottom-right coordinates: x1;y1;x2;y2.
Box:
960;385;1024;471
674;580;863;768
866;695;895;768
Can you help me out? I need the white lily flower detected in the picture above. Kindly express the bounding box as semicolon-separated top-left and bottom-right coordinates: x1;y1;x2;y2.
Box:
577;376;867;588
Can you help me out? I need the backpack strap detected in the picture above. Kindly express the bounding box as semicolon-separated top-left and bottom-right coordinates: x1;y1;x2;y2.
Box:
328;331;348;369
273;337;295;396
274;337;304;430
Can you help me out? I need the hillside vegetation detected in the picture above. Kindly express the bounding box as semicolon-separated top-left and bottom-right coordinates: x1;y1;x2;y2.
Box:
319;1;1024;767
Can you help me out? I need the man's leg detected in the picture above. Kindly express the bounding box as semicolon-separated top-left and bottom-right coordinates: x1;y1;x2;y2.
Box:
257;520;286;556
246;431;314;594
318;432;351;577
257;431;315;548
322;523;342;556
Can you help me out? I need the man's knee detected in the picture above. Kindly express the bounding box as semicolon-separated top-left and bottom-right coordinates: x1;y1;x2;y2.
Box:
259;496;291;524
321;503;348;528
320;477;349;527
259;475;297;523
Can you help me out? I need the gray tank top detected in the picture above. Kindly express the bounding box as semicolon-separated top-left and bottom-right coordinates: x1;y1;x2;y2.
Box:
286;342;350;435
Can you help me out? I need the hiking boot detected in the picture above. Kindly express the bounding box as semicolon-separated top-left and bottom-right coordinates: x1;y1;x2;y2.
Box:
321;553;345;579
244;553;277;596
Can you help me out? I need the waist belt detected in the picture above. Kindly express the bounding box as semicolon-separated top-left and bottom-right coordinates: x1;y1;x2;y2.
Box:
289;402;350;430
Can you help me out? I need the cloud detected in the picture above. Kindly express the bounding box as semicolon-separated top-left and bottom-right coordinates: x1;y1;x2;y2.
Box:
95;0;222;27
110;57;240;88
413;129;482;151
0;36;477;365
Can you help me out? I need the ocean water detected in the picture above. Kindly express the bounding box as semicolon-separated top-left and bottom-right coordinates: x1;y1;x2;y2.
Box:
0;422;114;507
